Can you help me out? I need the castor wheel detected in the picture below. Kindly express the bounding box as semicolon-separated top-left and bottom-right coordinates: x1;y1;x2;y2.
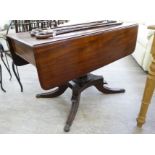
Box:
64;124;70;132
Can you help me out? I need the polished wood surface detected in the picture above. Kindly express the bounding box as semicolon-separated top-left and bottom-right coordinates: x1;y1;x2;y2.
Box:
137;28;155;127
7;23;138;90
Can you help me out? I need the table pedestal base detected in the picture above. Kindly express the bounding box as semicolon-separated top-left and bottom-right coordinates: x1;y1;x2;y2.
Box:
36;73;125;132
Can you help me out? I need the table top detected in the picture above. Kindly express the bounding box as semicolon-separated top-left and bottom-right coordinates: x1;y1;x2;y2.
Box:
7;23;136;47
6;21;138;90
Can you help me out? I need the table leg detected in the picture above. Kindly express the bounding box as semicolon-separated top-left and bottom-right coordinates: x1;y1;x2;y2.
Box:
94;79;125;94
64;90;81;132
36;84;68;98
137;60;155;127
0;65;6;92
12;62;23;92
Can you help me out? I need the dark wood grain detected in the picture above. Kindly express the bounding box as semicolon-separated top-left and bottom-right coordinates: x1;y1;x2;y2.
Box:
7;38;29;66
7;23;138;90
13;40;36;65
34;24;138;89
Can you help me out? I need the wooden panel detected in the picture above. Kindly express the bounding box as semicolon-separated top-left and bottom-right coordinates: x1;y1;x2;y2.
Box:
7;38;29;66
34;24;138;90
13;40;36;65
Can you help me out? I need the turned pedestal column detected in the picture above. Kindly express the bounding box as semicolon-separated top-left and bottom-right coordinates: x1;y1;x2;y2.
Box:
137;26;155;127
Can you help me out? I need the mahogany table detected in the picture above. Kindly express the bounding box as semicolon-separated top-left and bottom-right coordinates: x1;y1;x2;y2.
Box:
7;22;138;132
